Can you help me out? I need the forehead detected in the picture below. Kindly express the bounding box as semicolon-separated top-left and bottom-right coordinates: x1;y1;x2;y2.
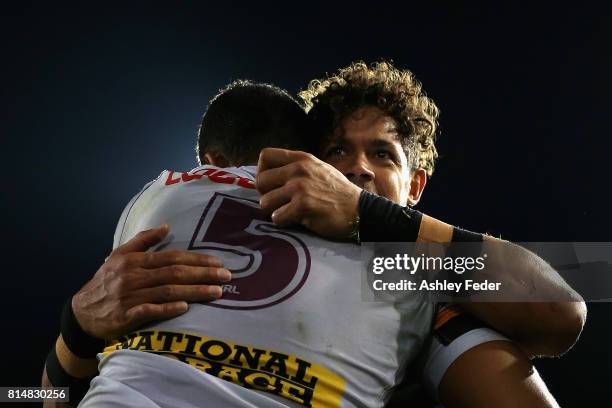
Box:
331;106;402;147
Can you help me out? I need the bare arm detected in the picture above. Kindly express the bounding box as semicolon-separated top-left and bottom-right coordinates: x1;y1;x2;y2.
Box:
439;341;558;407
42;225;230;405
255;149;586;357
419;215;586;357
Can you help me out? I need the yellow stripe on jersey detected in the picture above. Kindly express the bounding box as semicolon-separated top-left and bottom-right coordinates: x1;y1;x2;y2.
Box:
103;329;344;408
434;305;462;330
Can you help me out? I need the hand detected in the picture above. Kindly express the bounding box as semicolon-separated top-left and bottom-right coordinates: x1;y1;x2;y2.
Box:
72;224;231;340
256;148;362;241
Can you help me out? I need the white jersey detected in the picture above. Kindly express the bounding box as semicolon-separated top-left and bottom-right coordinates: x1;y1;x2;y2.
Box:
80;165;506;408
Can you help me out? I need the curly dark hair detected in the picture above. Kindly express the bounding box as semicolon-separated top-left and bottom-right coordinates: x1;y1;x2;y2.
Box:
299;61;439;176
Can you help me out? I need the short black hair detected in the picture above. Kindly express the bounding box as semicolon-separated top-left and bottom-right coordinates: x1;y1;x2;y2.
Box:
196;80;310;166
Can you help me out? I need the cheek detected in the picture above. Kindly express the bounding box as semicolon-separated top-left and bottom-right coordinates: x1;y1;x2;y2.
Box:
399;170;412;205
375;171;404;204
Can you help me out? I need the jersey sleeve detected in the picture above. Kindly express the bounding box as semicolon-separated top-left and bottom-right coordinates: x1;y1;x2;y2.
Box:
421;304;511;400
112;165;251;249
112;176;161;249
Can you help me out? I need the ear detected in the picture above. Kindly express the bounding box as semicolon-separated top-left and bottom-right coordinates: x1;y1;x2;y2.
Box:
406;168;427;206
203;151;230;168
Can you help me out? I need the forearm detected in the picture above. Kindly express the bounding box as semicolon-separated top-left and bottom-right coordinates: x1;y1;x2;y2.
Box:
54;334;99;377
359;192;586;356
43;299;103;407
41;365;74;408
422;215;585;355
42;334;98;407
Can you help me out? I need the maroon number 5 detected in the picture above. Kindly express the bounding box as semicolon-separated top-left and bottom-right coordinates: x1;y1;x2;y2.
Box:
189;193;311;309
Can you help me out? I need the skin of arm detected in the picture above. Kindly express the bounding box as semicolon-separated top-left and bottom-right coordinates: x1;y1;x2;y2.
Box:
438;341;559;408
418;214;587;358
256;148;587;357
41;225;230;404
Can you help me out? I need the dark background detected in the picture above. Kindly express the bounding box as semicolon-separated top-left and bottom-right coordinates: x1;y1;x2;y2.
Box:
2;3;611;406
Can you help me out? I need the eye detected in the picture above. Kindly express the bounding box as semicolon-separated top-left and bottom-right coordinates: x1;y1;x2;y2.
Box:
375;149;393;160
325;145;347;157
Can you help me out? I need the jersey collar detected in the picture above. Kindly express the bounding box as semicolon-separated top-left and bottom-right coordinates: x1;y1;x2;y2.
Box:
237;165;257;180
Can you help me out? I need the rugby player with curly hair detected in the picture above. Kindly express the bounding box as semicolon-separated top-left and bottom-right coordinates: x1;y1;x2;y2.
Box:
260;61;585;358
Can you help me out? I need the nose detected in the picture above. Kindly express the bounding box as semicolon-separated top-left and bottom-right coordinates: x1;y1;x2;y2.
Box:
344;154;375;186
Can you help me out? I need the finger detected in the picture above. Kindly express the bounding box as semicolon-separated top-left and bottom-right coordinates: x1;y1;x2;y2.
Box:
113;224;170;255
257;148;308;174
271;201;300;227
140;250;223;269
256;165;294;194
145;265;232;287
124;301;189;331
134;284;223;305
259;184;292;214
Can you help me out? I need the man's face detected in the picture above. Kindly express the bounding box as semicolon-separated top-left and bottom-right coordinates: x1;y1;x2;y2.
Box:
320;106;423;206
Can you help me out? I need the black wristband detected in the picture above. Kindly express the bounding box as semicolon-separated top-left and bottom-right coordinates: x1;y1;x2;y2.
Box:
358;190;423;242
45;346;93;403
451;227;483;242
60;299;105;359
449;227;483;257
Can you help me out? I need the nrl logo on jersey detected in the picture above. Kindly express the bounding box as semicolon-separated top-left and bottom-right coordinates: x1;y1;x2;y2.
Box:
222;284;240;294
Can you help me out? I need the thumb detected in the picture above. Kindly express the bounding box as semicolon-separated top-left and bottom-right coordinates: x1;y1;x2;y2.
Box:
113;224;170;255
